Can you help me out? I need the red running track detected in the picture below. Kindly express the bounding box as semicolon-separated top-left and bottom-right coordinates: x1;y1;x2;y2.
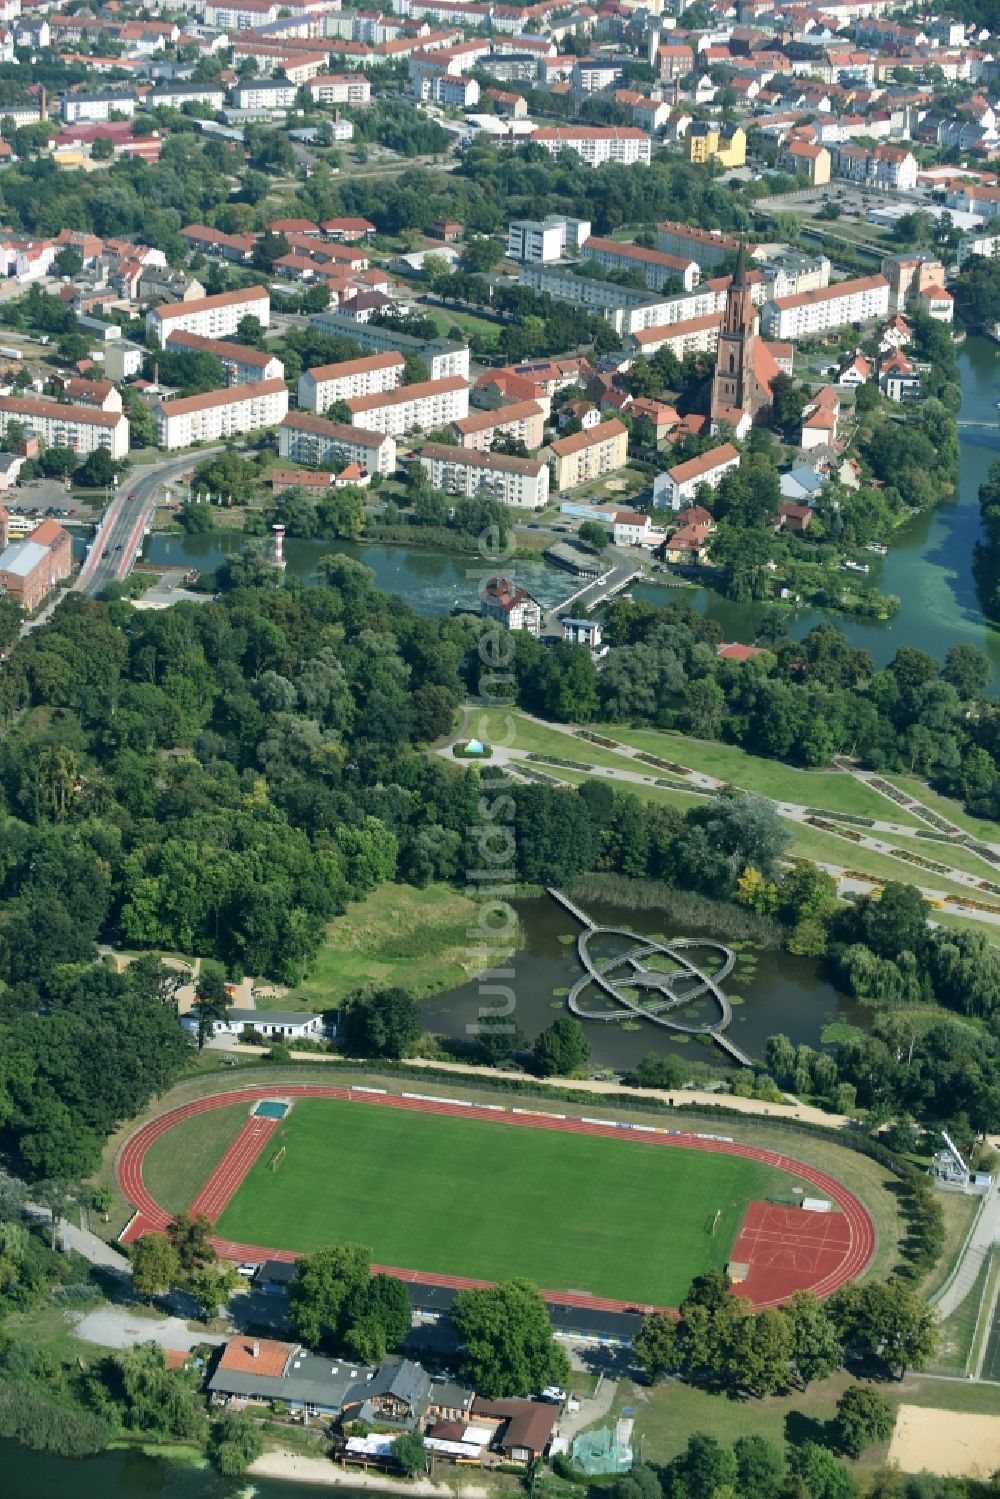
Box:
116;1084;876;1313
189;1113;280;1222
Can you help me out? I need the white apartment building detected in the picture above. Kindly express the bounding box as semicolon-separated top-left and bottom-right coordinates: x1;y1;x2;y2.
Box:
155;379;289;450
629;312;722;360
278;411;397;476
230;79;299;109
346;376;469;436
761;274;890;341
518;266;679;336
506;216;592;264
528;126;651;167
310;312;470;381
203;0;282;28
306;74;372;105
550;418;629;492
662;442;741;510
0;396;129;460
147;286;270;346
581;236;700;293
655;221;740;269
165;330;284;385
958;229;1000;267
451;399;544;452
61;92;138;123
418;442;549;509
297;352;405;413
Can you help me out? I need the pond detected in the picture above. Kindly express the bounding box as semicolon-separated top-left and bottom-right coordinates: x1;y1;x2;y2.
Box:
421;893;866;1071
142;531;574;615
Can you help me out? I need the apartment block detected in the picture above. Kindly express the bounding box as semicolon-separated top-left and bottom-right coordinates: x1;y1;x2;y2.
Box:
297;353;404;413
306;74;372;104
346;376;469;436
628;312;722;360
147;286;270;346
662;442;741;510
165;330;285;386
581;236;700;293
655;221;742;270
506;215;591;264
61;91;138;123
518;265;678;336
881;253;946;315
310;313;469;381
418;442;549;509
761;274;890;341
451;400;544;452
0;395;129;459
529;126;651;167
550;418;629;492
278;411;397;476
155;379;289;450
230;79;299;109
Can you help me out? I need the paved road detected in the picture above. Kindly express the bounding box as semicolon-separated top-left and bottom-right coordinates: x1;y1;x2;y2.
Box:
25;1202;131;1275
79;451;223;597
540;548;642;639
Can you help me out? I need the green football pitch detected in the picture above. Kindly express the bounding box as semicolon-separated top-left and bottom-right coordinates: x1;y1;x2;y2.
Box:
213;1099;810;1306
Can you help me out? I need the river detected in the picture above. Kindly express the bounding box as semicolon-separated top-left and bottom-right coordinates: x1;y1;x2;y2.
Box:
143;340;1000;677
0;1439;350;1499
634;336;1000;678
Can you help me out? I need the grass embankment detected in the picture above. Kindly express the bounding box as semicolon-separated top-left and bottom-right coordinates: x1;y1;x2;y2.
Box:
141;1102;249;1218
931;1253;991;1375
215;1095;808;1304
293;882;521;1010
885;774;1000;843
429;307;501;347
606;727;926;826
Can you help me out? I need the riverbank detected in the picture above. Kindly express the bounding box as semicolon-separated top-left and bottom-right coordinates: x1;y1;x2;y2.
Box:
251;1452;490;1496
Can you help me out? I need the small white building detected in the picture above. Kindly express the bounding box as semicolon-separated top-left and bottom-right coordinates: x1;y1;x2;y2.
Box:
183;1008;326;1042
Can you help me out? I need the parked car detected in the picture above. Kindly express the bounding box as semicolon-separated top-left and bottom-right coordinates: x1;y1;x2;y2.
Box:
541;1386;567;1403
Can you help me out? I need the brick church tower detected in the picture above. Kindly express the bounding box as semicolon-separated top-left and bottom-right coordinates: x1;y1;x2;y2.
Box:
710;240;759;430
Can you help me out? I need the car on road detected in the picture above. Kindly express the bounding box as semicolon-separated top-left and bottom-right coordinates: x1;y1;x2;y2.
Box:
114;544;122;552
128;492;137;501
101;548;110;559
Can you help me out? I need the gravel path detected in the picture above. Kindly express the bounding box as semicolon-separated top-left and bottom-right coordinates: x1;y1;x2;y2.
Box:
72;1305;226;1352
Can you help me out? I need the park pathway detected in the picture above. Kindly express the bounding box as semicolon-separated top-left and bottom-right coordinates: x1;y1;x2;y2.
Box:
933;1181;1000;1319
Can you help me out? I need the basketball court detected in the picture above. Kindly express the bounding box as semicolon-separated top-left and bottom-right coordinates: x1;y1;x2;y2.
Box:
728;1201;856;1305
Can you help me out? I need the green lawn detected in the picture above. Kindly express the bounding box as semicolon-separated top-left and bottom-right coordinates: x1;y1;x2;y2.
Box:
605;727;925;826
429;308;501;346
142;1101;249;1217
466;708;654;775
214;1097;812;1305
294;882;513;1008
885;774;1000;843
784;822;982;901
609;1368;1000;1477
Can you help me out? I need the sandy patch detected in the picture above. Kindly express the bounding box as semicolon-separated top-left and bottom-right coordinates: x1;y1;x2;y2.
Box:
250;1452;488;1494
889;1406;1000;1477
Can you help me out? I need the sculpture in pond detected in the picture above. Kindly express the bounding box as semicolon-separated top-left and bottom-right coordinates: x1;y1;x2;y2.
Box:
548;888;752;1066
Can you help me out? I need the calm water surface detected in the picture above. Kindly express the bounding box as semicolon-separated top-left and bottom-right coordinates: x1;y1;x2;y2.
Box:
634;337;1000;680
422;894;866;1071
